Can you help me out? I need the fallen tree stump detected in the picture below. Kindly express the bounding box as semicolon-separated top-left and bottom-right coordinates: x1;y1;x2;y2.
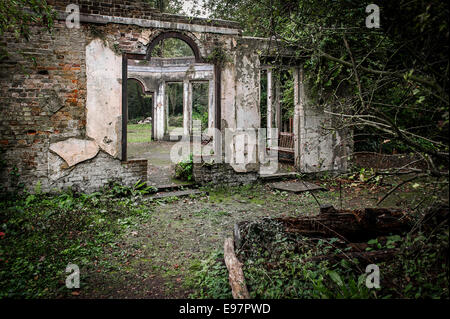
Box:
224;237;250;299
228;205;448;297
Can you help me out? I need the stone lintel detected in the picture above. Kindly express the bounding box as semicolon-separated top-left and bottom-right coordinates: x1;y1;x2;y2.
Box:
56;11;241;35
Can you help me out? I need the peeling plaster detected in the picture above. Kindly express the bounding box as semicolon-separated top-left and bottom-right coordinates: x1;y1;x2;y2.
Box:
49;138;99;167
86;39;122;158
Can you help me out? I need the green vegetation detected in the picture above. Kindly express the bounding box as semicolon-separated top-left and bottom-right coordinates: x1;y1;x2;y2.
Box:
127;80;152;122
168;115;183;128
0;0;56;63
166;83;184;129
0;182;156;298
0;0;55;41
193;212;448;299
145;0;184;15
0;174;448;298
152;38;194;58
174;154;194;182
205;47;232;67
192;82;209;130
187;250;232;299
204;0;449;160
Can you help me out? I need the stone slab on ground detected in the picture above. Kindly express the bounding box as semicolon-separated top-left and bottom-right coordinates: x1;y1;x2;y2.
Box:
148;189;204;200
270;180;327;193
153;184;196;192
259;172;299;181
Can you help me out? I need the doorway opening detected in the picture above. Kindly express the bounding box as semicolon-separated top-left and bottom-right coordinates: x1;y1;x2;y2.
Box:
126;78;153;160
278;68;295;163
124;32;215;186
166;82;184;138
260;66;296;171
192;82;209;132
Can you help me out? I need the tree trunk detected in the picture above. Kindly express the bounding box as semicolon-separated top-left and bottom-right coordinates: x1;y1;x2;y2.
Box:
224;237;250;299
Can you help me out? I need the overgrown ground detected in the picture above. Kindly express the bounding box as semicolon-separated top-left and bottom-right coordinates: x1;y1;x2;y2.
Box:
0;172;448;299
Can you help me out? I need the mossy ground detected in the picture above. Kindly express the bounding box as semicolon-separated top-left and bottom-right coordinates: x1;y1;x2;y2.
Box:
1;173;447;298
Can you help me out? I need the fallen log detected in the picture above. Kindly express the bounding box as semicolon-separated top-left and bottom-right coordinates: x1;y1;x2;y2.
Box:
224;237;250;299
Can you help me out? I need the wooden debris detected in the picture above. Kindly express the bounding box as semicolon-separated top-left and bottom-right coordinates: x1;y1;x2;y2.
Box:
224;237;250;299
272;206;412;242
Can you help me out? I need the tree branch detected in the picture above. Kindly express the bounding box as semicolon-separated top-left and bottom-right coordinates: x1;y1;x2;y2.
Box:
320;51;446;98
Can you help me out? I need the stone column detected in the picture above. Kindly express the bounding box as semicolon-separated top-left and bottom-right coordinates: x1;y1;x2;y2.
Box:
208;79;215;135
266;68;273;146
155;81;165;140
275;75;281;131
183;80;192;137
152;92;156;140
165;85;169;136
293;66;304;170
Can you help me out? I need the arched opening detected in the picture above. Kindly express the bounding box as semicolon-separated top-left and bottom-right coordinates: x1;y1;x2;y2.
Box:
126;78;153;159
146;32;202;62
152;38;195;58
125;31;215;186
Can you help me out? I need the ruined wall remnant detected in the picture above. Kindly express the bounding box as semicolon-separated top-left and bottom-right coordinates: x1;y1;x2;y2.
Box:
0;0;351;193
294;67;351;173
193;162;259;186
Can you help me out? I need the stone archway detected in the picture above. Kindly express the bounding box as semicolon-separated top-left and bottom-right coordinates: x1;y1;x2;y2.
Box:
146;31;203;62
128;77;149;93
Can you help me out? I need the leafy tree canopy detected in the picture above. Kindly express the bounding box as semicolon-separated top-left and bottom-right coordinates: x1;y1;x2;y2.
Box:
203;0;448;165
0;0;55;40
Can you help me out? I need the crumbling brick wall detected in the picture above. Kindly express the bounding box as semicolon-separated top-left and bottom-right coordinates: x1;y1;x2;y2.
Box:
47;0;159;18
0;1;243;194
0;21;152;193
0;0;350;193
193;162;259;186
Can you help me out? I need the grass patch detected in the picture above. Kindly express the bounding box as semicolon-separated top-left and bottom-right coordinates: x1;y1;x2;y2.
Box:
186;250;232;299
127;123;151;143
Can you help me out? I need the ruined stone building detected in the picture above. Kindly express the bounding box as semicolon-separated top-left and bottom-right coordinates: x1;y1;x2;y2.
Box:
0;0;351;193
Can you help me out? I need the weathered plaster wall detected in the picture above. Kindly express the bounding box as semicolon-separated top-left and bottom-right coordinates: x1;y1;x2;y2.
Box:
86;39;122;158
295;67;351;173
0;22;151;193
49;138;99;167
